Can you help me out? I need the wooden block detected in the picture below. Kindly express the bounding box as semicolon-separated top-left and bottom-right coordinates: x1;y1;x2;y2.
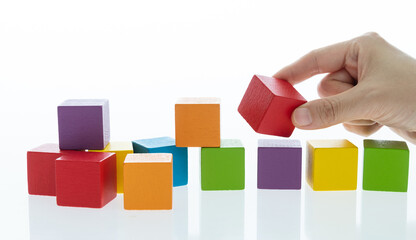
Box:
27;144;79;196
363;139;409;192
306;139;358;191
89;142;133;193
175;97;220;147
238;75;307;137
132;137;188;187
201;139;245;190
55;151;117;208
58;99;110;150
124;153;173;210
257;139;302;189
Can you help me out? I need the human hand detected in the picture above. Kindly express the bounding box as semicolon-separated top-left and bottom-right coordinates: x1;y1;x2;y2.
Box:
274;32;416;144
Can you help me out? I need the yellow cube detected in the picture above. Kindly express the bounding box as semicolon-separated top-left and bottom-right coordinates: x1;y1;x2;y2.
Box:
90;142;133;193
307;139;358;191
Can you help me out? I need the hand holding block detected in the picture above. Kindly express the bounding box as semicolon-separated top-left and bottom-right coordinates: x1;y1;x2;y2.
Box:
27;144;78;196
124;153;173;210
58;99;110;150
257;139;302;189
175;97;220;147
307;139;358;191
363;139;409;192
201;139;245;190
132;137;188;187
238;75;307;137
55;151;117;208
89;142;133;193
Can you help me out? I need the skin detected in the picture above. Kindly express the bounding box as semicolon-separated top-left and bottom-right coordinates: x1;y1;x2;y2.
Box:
273;32;416;144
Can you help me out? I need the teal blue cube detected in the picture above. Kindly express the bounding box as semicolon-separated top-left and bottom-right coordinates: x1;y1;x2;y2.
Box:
132;137;188;187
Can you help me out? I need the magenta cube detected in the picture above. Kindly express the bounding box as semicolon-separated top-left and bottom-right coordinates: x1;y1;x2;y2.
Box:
257;139;302;189
58;99;110;150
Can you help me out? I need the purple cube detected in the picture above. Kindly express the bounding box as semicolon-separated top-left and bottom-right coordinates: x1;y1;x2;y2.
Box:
58;99;110;150
257;139;302;189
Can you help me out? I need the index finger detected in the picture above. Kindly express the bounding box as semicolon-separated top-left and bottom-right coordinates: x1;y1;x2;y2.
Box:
273;40;353;85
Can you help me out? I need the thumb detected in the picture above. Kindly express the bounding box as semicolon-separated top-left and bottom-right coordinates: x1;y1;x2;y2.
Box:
292;89;367;129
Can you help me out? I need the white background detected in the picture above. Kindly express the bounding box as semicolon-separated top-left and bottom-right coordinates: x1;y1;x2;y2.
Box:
1;0;416;239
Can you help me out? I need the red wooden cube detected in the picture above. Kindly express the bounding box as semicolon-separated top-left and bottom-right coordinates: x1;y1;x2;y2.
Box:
27;144;74;196
56;151;117;208
238;75;307;137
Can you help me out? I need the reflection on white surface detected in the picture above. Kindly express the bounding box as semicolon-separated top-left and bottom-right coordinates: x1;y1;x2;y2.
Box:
27;185;414;240
360;191;407;240
116;197;174;240
29;187;189;240
200;191;245;240
29;195;117;240
257;190;300;240
305;187;357;240
173;186;188;240
407;221;416;240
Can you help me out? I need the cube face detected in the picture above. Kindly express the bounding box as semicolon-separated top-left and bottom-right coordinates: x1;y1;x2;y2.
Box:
257;96;305;137
201;139;245;190
307;140;358;191
238;76;274;130
124;153;173;210
175;97;220;147
56;161;102;207
55;152;117;208
58;99;110;150
27;144;62;196
89;142;133;193
257;139;302;189
132;137;188;187
238;75;307;137
363;140;409;192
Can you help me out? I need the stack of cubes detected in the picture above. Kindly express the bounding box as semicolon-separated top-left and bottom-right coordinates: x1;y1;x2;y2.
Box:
121;96;246;210
27;99;121;208
175;97;245;191
27;99;176;210
27;74;412;214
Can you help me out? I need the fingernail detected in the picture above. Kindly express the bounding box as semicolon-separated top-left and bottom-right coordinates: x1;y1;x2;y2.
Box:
293;108;312;127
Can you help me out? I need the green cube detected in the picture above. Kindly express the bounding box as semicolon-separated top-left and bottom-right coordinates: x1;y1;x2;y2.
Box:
363;139;409;192
201;139;245;190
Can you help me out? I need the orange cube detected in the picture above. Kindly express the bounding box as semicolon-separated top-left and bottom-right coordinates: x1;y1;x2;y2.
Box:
175;97;220;147
123;153;173;210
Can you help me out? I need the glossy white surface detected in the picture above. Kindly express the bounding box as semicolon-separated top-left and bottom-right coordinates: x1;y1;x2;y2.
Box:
1;0;416;239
